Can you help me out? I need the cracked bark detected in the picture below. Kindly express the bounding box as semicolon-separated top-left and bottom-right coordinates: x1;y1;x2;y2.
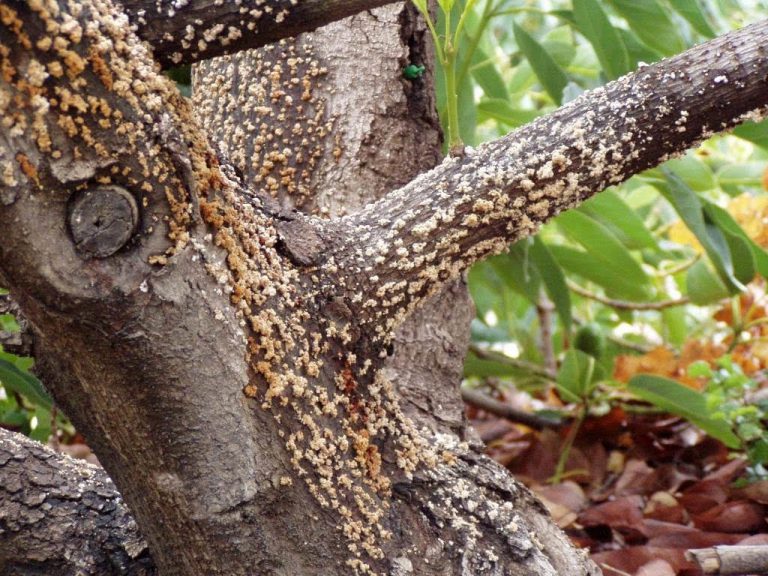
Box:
0;1;766;575
123;0;400;68
0;430;153;576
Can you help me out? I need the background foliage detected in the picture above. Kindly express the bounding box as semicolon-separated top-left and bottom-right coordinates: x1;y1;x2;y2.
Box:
417;0;768;478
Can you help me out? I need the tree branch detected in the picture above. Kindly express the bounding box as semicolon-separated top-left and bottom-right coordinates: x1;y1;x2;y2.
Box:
122;0;399;68
327;20;768;341
0;428;154;575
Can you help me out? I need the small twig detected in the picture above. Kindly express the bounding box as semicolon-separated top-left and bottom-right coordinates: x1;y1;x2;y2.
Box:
537;291;558;377
468;343;557;380
567;280;690;310
687;545;768;575
653;254;702;277
461;387;562;429
50;405;60;452
598;563;633;576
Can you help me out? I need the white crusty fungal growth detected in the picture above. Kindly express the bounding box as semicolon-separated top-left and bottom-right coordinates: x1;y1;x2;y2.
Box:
327;20;768;341
120;0;399;68
2;1;768;575
193;38;334;212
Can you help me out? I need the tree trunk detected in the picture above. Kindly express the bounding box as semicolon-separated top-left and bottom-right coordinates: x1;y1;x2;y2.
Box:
1;1;767;575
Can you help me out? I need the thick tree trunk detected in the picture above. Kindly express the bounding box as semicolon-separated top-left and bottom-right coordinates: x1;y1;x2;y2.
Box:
0;1;767;575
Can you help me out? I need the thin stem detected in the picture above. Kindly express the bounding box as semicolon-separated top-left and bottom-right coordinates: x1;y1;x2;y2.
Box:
567;280;691;310
461;387;563;429
469;343;557;380
537;291;558;376
456;0;496;88
728;296;744;352
444;54;462;149
491;6;555;17
453;0;479;47
551;402;587;484
652;254;702;277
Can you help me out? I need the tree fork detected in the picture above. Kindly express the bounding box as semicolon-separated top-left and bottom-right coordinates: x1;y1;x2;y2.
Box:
0;1;767;575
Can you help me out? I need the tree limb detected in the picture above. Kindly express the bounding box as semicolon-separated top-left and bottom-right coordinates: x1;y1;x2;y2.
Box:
327;20;768;341
122;0;399;68
687;545;768;575
0;428;154;575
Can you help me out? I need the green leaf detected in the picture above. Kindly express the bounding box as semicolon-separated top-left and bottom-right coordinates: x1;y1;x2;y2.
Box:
513;22;568;105
572;0;631;79
665;155;716;192
491;240;541;303
0;357;52;410
557;349;596;402
606;0;685;56
617;28;662;68
628;374;740;448
477;99;540;127
467;261;504;318
579;190;658;250
470;47;508;100
733;119;768;150
556;210;649;290
457;65;477;146
686;259;730;304
704;202;768;279
662;306;686;347
666;0;717;38
716;163;766;195
0;314;19;332
437;0;455;14
530;237;572;331
549;245;650;301
660;168;744;293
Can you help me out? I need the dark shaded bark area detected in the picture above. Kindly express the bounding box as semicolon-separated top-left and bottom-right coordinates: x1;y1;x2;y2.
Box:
0;430;153;576
123;0;399;68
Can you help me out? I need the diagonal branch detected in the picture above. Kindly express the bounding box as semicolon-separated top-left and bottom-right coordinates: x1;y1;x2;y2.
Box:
325;20;768;341
122;0;399;68
0;428;154;575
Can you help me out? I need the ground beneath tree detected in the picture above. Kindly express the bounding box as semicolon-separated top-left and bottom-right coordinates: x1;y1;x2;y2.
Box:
471;401;768;576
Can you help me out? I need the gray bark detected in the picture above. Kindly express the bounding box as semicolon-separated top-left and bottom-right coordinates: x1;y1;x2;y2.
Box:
0;1;766;575
123;0;400;68
0;430;153;576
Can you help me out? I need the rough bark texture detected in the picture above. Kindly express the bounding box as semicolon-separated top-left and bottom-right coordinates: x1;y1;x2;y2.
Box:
0;430;153;576
123;0;399;68
327;22;768;339
0;1;767;575
191;3;474;440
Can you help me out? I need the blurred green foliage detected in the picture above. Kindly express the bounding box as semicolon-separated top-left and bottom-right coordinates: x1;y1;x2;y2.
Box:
436;0;768;468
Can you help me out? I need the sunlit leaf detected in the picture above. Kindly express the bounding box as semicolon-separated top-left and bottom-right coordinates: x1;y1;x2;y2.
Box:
530;237;572;331
628;374;740;448
556;210;649;290
477;99;540;127
686;259;730;304
606;0;685;56
579;190;658;250
659;168;744;293
549;245;650;301
667;0;717;38
513;22;568;104
572;0;631;79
